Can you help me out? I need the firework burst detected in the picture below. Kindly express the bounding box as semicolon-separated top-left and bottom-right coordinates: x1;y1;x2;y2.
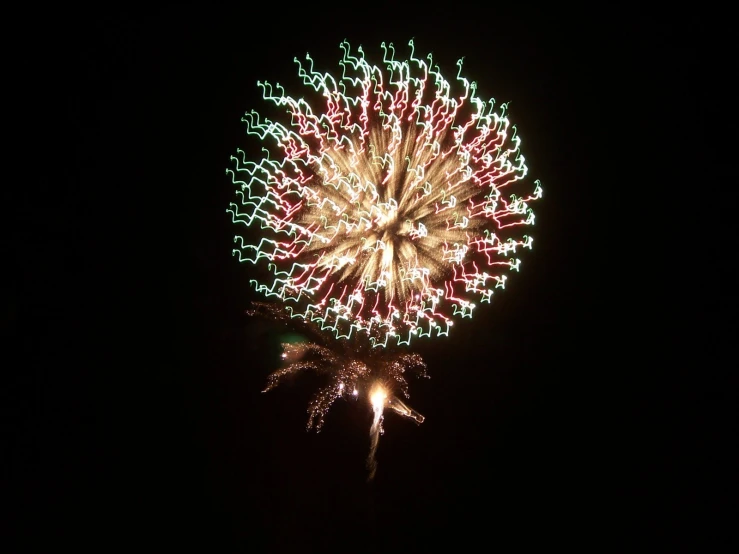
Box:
250;302;427;430
228;39;542;348
249;302;427;478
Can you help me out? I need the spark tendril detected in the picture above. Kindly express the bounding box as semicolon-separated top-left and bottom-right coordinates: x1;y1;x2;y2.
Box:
228;40;542;348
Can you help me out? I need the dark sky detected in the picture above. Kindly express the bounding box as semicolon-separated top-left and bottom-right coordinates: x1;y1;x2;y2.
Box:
9;7;735;551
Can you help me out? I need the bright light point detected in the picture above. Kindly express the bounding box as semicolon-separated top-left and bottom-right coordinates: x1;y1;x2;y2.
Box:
370;385;387;409
338;383;345;390
352;389;358;396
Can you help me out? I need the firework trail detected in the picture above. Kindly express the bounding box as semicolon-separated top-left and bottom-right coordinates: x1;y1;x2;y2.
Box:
228;39;541;349
368;384;386;480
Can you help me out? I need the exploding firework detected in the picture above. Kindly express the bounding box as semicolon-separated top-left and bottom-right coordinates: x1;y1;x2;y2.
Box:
249;302;427;478
227;39;542;348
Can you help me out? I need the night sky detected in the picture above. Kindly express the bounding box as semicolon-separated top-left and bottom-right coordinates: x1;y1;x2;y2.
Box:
10;7;735;551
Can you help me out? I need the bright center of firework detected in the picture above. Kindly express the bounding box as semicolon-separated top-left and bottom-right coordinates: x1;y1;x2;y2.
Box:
370;385;388;410
299;129;467;307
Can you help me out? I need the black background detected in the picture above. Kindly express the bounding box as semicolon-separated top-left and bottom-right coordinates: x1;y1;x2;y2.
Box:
8;6;735;551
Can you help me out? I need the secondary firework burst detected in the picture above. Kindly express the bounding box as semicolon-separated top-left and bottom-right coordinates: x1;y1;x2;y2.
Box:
227;39;542;348
249;302;427;478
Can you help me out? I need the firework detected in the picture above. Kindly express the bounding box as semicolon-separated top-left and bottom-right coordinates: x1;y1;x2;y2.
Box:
249;302;427;478
249;302;427;431
228;40;541;348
